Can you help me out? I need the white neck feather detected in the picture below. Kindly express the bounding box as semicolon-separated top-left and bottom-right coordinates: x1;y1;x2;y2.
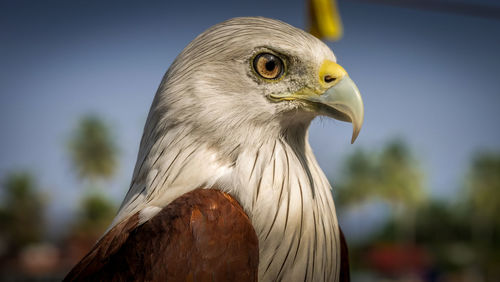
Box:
223;131;340;282
112;120;340;282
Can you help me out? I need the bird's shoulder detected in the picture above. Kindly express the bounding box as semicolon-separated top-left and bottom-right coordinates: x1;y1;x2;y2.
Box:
64;188;259;281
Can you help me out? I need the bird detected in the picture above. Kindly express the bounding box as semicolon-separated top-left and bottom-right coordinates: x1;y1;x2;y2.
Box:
64;17;363;282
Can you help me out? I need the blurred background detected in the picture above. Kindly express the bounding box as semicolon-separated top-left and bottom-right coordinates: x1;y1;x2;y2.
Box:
1;0;500;281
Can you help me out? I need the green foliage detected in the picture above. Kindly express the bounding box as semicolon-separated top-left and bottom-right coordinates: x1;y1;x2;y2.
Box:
414;201;470;244
335;139;426;208
464;152;500;224
74;193;116;236
334;139;426;244
462;152;500;276
334;148;377;205
0;172;45;252
378;140;425;205
68;115;118;181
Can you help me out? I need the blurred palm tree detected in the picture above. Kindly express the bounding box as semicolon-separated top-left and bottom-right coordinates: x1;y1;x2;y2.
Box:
67;115;118;237
379;141;426;243
465;152;500;227
334;148;378;205
68;115;118;183
335;139;426;243
463;152;500;277
72;193;116;237
0;172;45;254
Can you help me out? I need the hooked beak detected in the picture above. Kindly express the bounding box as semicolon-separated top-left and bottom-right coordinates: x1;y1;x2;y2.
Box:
271;60;364;143
307;75;364;144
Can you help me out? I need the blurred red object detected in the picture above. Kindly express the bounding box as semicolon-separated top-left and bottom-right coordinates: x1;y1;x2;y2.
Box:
366;243;431;275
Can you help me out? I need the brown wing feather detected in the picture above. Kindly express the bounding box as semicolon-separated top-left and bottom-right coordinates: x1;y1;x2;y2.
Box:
64;188;259;281
339;226;351;282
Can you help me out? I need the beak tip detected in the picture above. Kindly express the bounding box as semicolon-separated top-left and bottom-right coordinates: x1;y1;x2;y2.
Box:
350;132;358;144
350;122;362;144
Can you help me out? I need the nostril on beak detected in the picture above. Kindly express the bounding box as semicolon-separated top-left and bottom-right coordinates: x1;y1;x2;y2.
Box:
324;75;336;84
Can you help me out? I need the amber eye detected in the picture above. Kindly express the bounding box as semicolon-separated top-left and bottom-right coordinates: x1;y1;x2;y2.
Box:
253;53;284;80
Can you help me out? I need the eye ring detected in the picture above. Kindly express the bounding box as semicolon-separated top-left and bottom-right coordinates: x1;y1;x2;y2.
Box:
253;53;284;80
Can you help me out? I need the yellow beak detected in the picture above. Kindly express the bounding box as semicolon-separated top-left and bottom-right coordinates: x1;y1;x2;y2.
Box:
314;60;364;143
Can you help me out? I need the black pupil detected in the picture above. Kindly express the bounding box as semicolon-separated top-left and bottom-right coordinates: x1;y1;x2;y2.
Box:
265;59;276;71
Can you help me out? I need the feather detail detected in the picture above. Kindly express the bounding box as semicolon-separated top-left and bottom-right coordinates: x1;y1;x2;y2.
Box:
64;189;259;281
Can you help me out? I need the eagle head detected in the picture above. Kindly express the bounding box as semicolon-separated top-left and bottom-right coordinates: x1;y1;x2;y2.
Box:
150;17;363;156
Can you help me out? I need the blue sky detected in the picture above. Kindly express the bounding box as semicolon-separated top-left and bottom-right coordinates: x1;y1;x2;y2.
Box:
1;0;500;230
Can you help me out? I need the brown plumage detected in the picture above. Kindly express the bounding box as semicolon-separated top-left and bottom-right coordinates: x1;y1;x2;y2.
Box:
64;189;259;281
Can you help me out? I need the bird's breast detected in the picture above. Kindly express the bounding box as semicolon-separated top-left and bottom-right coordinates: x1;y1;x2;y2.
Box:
226;140;341;282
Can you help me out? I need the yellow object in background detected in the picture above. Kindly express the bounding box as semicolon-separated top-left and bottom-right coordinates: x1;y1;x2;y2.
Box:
308;0;343;41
